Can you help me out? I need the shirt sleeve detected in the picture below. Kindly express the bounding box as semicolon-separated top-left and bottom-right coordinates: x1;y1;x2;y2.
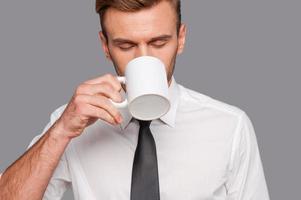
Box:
27;104;71;200
225;112;270;200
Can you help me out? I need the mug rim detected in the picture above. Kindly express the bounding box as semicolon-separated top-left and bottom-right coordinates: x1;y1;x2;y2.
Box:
128;93;171;120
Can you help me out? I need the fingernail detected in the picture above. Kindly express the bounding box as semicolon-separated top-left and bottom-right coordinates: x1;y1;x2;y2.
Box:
117;116;123;123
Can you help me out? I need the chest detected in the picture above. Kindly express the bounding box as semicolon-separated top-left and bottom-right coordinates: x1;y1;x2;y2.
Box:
70;124;232;200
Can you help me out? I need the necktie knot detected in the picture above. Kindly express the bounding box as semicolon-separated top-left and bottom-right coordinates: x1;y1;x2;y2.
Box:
138;119;152;128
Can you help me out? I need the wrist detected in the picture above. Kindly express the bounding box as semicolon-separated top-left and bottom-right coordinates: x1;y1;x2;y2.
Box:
49;120;72;143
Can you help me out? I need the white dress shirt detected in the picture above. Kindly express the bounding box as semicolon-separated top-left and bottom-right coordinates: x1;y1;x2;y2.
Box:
28;76;270;200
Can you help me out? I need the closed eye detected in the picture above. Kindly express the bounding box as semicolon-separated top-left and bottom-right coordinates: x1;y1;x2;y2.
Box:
150;40;168;48
118;43;135;50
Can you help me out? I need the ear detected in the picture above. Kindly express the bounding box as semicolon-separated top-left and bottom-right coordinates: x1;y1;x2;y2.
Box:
99;31;112;61
177;23;187;55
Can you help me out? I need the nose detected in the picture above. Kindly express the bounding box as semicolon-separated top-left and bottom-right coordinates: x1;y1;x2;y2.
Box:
135;44;153;58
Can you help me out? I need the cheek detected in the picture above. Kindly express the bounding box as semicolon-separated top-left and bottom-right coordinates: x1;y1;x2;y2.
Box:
109;47;133;74
153;45;178;73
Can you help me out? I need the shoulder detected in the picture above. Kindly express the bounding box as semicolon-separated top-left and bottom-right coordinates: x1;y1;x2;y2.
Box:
178;84;255;147
178;84;246;120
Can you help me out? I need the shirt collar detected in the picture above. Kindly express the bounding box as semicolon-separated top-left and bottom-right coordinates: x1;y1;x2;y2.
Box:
119;76;180;130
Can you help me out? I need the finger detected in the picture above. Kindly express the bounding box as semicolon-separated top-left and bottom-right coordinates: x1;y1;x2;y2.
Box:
82;103;117;125
76;82;123;103
84;74;122;92
82;94;123;123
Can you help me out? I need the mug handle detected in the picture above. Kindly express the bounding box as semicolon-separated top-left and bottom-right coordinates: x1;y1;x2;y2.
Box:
109;76;128;109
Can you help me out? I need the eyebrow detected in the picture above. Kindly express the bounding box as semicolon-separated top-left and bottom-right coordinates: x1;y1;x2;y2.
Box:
149;35;172;42
112;34;172;45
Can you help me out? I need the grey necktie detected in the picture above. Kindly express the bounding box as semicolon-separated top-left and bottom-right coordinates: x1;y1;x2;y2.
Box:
130;120;160;200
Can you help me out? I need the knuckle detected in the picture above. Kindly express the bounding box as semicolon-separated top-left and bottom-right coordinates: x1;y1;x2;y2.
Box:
101;98;118;117
75;84;85;94
115;92;122;102
110;91;122;102
96;109;106;118
105;114;115;124
73;95;85;104
104;73;114;80
102;84;121;101
101;96;112;107
106;74;121;89
96;95;106;106
115;83;122;91
107;105;120;119
76;104;86;115
102;82;114;93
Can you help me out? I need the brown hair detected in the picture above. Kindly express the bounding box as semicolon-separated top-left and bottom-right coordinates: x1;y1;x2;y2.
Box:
95;0;181;39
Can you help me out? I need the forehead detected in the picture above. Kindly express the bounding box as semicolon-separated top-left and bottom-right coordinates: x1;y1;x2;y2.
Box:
103;1;177;40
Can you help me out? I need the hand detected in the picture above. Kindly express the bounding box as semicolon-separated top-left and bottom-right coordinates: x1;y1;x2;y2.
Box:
54;74;124;139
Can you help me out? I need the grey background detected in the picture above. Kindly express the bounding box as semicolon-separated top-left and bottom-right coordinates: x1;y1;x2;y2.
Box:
0;0;300;199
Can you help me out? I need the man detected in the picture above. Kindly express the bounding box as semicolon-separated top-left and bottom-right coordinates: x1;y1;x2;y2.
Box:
0;0;270;199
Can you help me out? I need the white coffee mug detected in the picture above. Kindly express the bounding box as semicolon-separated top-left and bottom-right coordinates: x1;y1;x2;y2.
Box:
110;56;170;121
